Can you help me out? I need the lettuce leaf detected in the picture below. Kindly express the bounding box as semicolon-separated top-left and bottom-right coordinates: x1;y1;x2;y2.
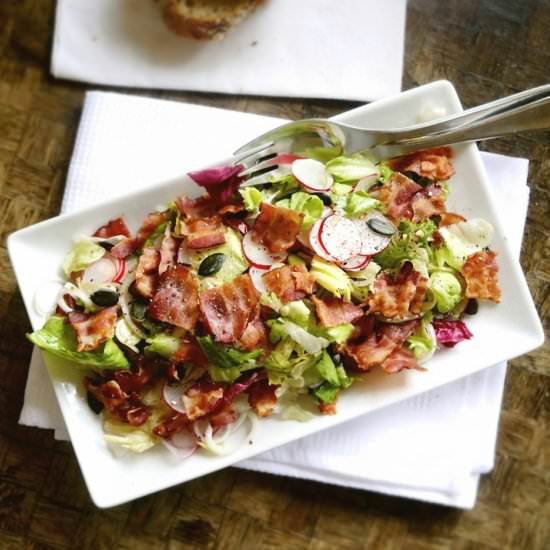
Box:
268;319;329;354
28;316;129;370
310;256;353;302
311;365;353;404
62;241;106;276
145;332;181;359
197;335;262;370
282;191;324;228
326;155;379;182
429;271;463;313
344;192;381;217
407;313;436;362
239;187;263;213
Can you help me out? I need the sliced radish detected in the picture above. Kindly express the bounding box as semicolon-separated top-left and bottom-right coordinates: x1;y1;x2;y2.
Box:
242;231;287;269
340;254;371;272
292;159;333;192
162;381;187;415
355;212;394;256
265;153;303;166
162;430;197;460
82;256;118;285
249;266;270;293
112;258;126;283
308;220;336;262
318;215;362;262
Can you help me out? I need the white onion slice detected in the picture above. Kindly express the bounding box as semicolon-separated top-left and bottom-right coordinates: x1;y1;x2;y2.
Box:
162;381;187;415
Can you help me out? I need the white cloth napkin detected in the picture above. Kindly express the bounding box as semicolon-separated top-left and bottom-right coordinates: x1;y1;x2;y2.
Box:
19;92;530;509
51;0;406;101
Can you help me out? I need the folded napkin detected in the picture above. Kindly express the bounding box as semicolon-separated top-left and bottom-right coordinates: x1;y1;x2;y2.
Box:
51;0;406;101
20;92;530;509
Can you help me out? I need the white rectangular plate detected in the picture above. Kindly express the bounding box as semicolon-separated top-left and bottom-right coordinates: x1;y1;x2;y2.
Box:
8;81;543;508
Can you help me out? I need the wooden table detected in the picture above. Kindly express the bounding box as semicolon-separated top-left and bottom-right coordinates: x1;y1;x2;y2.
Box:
0;1;548;548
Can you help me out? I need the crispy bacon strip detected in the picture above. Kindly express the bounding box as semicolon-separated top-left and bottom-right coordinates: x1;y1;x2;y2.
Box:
85;378;151;427
93;217;131;238
136;211;171;246
158;226;178;274
262;264;315;303
340;320;418;371
149;266;200;330
68;306;118;352
135;247;160;298
173;338;209;367
411;184;446;222
319;402;337;415
252;203;304;253
176;194;244;220
380;348;419;374
247;379;278;417
237;318;270;352
388;147;455;181
200;274;259;343
183;382;224;421
110;238;137;259
462;250;501;302
153;413;189;438
439;212;466;226
312;295;363;328
182;216;226;249
368;266;428;319
371;172;423;220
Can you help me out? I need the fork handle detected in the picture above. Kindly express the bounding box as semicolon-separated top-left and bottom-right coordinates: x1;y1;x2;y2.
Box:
376;95;550;158
383;84;550;141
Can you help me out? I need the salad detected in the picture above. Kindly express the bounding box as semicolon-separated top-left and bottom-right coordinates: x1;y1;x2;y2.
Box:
29;146;501;456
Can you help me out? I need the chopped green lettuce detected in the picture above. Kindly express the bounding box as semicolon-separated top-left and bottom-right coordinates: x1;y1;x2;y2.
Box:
345;191;381;217
268;318;329;354
62;241;106;276
322;323;354;344
277;192;324;228
287;254;306;267
280;300;312;326
311;365;353;404
188;228;248;288
239;187;263;213
28;316;129;370
144;221;169;248
310;256;353;302
429;271;463;313
314;351;340;385
260;292;283;314
407;313;436;362
145;332;181;359
326;155;380;182
379;162;394;183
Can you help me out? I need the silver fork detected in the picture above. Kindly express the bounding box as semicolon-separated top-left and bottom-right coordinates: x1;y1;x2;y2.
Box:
234;84;550;186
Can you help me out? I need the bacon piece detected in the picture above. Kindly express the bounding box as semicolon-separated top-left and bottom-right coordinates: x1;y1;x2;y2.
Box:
176;195;217;219
136;211;171;246
237;318;270;352
135;247;160;298
462;250;501;303
114;356;159;393
411;184;446;222
439;212;466;226
380;347;418;374
247;379;277;417
153;413;189;438
388;147;455;181
183;381;224;421
85;378;150;427
319;402;337;415
158;226;178;275
173;338;209;368
368;266;428;319
252;203;304;253
110;238;137;259
371;172;423;220
149;266;200;330
200;274;259;343
68;306;118;352
262;264;315;303
181;216;226;249
312;295;363;328
340;320;418;371
93;217;131;238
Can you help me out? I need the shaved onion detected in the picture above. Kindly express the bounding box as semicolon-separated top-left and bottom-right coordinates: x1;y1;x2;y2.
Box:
162;381;187;414
162;429;197;460
63;282;96;312
118;258;147;339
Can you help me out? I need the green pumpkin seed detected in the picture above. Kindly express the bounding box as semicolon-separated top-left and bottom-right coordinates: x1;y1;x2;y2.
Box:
367;217;396;236
198;253;226;276
91;289;119;307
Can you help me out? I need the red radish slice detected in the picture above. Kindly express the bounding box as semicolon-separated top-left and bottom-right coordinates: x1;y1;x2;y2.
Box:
162;381;187;415
162;431;197;460
308;219;336;262
340;254;371;272
355;212;394;256
242;231;287;269
82;256;118;285
249;266;269;293
292;159;333;192
318;215;362;262
112;258;126;283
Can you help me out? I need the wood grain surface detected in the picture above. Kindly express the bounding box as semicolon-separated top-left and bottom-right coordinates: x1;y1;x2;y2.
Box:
0;0;548;548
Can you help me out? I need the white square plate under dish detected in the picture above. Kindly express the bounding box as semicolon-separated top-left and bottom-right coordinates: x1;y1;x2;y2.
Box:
8;81;544;508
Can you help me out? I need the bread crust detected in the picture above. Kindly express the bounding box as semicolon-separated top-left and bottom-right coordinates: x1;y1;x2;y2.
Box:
160;0;262;41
